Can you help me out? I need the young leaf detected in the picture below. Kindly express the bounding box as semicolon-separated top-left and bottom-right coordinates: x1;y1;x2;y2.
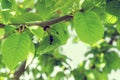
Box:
74;11;104;44
11;13;42;24
1;32;31;70
92;70;108;80
104;13;118;24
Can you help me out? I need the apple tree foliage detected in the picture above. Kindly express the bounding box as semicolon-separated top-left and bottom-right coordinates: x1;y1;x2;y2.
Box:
0;0;120;80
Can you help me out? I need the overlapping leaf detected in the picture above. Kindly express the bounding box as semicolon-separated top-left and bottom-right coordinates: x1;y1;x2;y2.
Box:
37;36;60;54
50;23;69;45
104;52;120;73
29;26;44;40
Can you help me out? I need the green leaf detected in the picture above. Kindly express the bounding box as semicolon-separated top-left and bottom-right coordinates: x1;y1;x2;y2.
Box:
45;0;56;8
116;21;120;33
106;0;120;18
1;0;12;9
35;0;51;20
11;13;42;24
92;7;106;21
23;0;34;8
0;29;5;38
1;32;31;70
1;10;12;23
54;0;67;9
29;26;44;40
25;41;35;67
82;0;94;10
92;70;108;80
4;25;16;37
50;23;69;45
54;72;65;80
85;70;95;80
37;36;60;54
55;0;74;13
74;11;104;44
104;52;120;73
104;13;118;24
117;39;120;50
72;69;85;80
39;54;55;76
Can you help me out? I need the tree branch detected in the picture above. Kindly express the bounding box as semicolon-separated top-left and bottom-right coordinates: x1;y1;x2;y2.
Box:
5;15;72;79
13;61;26;80
27;15;73;27
0;23;5;28
0;15;73;28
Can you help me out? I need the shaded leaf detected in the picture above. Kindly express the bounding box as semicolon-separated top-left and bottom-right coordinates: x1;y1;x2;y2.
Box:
54;72;65;80
116;21;120;33
39;54;55;76
50;23;69;45
37;36;60;54
1;0;12;9
1;10;12;23
104;52;120;73
106;0;120;18
4;25;16;37
117;39;120;50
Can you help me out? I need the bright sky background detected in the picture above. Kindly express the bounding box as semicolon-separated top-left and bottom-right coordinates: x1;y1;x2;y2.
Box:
61;26;120;80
